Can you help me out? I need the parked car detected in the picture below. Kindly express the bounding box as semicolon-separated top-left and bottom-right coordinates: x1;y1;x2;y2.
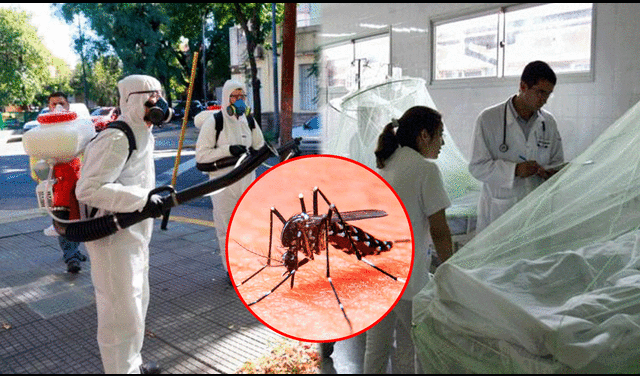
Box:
173;100;204;120
91;106;120;131
206;100;221;111
23;108;50;133
292;115;321;155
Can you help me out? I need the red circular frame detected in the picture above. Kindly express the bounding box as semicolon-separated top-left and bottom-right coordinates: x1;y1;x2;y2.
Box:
226;155;414;343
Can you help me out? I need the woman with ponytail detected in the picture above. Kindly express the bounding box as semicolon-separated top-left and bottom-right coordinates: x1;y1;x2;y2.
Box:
365;106;453;373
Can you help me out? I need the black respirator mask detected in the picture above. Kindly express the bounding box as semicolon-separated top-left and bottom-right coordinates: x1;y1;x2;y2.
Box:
144;97;173;125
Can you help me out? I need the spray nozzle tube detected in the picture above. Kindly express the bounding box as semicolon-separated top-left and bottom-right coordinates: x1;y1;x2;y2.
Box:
53;138;301;242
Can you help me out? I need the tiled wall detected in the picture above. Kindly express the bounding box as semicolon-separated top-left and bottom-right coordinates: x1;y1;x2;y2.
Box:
321;3;640;161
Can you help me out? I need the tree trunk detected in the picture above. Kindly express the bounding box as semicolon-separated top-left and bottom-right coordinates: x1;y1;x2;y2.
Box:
279;2;297;152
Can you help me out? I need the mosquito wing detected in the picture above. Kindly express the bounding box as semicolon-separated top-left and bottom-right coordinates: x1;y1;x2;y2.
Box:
305;209;388;225
330;209;388;223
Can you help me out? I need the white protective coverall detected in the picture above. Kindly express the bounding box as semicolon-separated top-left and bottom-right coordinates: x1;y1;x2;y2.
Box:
195;79;265;272
469;98;563;233
76;75;159;374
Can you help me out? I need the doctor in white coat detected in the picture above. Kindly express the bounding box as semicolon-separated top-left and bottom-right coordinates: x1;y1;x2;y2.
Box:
469;61;564;233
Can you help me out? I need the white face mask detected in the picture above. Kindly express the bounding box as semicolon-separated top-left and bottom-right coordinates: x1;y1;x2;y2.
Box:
54;104;65;112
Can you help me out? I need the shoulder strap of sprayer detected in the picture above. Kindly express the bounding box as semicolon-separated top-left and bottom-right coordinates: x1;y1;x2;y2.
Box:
85;121;137;219
105;121;137;162
213;111;255;148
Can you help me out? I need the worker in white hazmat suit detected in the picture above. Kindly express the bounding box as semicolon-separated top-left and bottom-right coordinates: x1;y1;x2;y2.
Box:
469;61;564;233
76;75;167;374
195;79;265;281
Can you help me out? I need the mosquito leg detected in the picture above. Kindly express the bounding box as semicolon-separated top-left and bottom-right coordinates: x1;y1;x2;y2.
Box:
299;193;307;213
313;186;332;209
313;187;364;260
313;187;319;215
269;207;287;265
248;270;295;305
358;257;406;283
330;204;363;260
324;209;353;333
236;265;269;287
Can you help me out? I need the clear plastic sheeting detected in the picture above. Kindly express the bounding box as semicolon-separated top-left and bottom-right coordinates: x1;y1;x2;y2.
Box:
412;99;640;373
321;77;480;218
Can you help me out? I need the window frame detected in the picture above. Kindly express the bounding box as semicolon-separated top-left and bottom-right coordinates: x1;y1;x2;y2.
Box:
321;29;393;96
429;3;597;88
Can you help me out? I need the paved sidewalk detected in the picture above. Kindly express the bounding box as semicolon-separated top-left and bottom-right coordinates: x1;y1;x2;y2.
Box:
0;210;298;374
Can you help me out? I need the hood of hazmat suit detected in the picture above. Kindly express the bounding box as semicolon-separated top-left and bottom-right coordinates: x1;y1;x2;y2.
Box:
194;79;248;130
221;79;246;117
75;74;159;373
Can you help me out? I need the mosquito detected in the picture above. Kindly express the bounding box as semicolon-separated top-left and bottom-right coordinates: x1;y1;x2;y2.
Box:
234;186;408;333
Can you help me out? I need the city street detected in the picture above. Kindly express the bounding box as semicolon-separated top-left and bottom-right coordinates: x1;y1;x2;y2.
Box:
1;121;211;218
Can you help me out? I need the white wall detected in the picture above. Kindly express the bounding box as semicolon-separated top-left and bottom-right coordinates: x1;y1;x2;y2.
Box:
320;3;640;161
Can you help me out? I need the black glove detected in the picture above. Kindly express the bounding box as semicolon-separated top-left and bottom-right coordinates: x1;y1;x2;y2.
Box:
143;194;164;218
229;144;247;157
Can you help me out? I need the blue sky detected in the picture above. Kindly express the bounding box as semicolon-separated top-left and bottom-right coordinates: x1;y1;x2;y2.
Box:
1;3;79;68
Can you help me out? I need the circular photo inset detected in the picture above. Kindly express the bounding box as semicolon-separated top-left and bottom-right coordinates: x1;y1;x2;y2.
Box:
227;155;413;342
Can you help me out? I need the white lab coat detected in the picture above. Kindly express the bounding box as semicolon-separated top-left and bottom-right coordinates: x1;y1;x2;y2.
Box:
76;75;160;374
195;79;264;272
469;98;563;233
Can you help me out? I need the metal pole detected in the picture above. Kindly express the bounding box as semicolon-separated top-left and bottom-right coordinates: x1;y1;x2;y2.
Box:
202;12;207;103
272;3;280;142
78;18;89;107
161;50;199;230
171;51;200;188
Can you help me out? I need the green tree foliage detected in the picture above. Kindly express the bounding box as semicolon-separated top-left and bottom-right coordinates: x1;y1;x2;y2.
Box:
69;55;122;107
161;3;234;100
90;56;122;106
55;3;283;121
55;3;235;106
215;3;284;125
37;56;74;106
0;8;53;107
56;3;179;103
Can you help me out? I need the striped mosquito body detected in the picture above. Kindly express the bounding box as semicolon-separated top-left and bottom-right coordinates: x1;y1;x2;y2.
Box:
327;221;393;256
235;187;406;333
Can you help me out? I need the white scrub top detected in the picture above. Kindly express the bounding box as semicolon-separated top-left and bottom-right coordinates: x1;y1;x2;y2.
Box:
379;146;451;300
469;98;564;233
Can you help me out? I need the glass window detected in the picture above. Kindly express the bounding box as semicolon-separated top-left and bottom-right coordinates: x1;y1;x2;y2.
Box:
322;34;390;96
504;3;593;76
299;64;318;111
324;43;354;91
434;13;499;80
297;3;321;28
433;3;594;82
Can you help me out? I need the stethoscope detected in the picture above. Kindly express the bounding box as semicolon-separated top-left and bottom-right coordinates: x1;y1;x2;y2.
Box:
499;97;548;153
